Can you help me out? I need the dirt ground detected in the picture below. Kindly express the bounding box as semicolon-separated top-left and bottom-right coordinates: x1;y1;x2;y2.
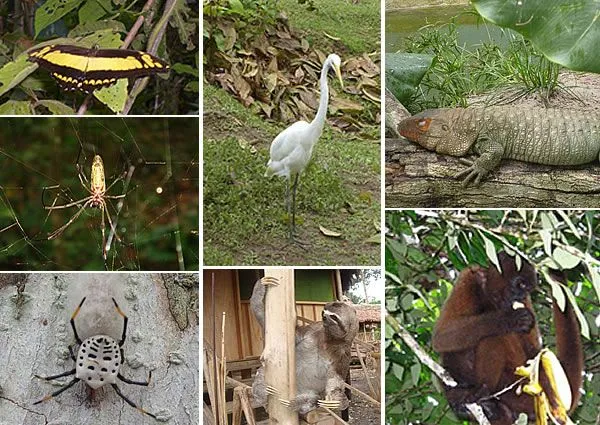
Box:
347;368;381;425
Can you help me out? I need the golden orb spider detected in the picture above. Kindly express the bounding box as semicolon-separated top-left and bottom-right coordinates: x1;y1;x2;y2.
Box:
43;154;127;258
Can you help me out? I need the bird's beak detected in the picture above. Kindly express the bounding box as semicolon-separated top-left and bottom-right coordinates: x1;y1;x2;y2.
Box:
334;64;344;90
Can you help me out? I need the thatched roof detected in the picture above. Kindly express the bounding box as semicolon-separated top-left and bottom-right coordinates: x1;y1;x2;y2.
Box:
354;304;381;323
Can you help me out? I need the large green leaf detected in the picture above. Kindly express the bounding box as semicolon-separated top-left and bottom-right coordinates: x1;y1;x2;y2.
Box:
0;54;38;98
472;0;600;73
34;0;85;38
385;53;433;104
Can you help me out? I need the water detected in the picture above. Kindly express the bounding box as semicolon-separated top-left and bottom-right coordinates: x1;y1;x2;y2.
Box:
386;5;510;53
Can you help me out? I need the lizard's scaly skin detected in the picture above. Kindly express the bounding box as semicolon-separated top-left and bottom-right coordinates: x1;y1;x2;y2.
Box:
398;107;600;185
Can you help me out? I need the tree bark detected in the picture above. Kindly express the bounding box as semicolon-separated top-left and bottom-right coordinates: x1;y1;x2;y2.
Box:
386;137;600;208
0;273;199;425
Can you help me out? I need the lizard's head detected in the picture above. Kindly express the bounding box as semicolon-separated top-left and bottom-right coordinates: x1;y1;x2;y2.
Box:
398;109;475;156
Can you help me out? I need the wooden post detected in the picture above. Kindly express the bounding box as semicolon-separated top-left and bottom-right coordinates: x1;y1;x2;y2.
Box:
263;269;298;425
334;270;342;300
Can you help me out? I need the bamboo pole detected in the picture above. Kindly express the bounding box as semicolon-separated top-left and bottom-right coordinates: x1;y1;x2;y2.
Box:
211;274;219;425
263;269;298;425
220;312;227;425
356;346;377;399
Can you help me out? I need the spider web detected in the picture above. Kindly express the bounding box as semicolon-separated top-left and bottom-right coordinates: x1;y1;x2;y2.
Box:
0;117;199;271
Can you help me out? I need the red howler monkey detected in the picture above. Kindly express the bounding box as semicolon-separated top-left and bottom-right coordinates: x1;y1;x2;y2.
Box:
432;252;583;425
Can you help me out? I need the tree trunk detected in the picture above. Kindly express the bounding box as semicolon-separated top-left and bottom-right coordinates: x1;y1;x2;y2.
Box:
386;137;600;208
0;273;198;425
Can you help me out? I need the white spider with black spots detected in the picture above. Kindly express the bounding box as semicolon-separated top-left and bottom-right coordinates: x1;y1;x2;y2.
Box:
34;297;156;419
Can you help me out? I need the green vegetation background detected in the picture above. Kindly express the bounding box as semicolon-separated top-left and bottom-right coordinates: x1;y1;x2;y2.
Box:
0;118;199;271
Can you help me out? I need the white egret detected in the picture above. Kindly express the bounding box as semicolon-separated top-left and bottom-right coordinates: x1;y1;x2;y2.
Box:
265;53;343;242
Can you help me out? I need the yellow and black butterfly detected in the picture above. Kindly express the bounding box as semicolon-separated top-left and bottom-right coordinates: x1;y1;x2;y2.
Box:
28;44;170;93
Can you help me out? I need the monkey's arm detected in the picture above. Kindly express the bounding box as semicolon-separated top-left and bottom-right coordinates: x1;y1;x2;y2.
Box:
433;308;534;353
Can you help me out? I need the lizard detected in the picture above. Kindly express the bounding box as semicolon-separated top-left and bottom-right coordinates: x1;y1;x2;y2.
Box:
397;106;600;186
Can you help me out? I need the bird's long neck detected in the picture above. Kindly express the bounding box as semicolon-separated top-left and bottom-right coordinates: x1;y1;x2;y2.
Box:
310;59;331;133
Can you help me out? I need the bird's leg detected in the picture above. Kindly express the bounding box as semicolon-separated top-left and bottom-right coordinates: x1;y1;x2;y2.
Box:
291;174;299;237
285;178;292;240
287;175;308;250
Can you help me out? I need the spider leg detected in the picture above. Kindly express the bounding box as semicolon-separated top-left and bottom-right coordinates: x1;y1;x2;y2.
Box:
41;184;62;210
77;171;92;195
118;370;152;386
44;195;93;210
103;203;123;259
112;298;128;346
48;200;92;239
70;297;86;344
104;174;125;193
75;148;92;191
111;383;157;419
68;344;77;361
104;193;127;199
35;368;76;381
101;201;106;260
33;377;79;405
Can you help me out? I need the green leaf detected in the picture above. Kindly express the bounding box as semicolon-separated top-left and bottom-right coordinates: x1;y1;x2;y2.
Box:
0;53;38;98
172;63;199;77
563;284;590;339
0;100;35;114
78;0;113;22
543;269;566;311
587;264;600;302
472;0;600;73
556;210;581;239
228;0;244;14
482;234;500;271
391;363;404;381
552;247;581;269
385;53;433;104
185;80;199;93
171;0;196;51
385;373;402;393
539;229;552;257
410;362;421;386
93;79;128;113
38;99;75;114
34;0;85;38
69;20;126;37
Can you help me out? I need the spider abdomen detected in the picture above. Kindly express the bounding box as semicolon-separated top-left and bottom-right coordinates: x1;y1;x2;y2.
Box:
75;335;121;389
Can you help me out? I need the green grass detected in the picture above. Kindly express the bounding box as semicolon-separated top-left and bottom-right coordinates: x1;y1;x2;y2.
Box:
279;0;380;54
203;85;380;266
403;20;565;110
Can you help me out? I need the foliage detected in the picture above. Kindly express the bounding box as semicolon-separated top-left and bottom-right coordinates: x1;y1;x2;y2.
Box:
472;0;600;73
0;0;199;115
403;20;564;111
385;210;600;425
203;0;380;131
385;53;432;105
